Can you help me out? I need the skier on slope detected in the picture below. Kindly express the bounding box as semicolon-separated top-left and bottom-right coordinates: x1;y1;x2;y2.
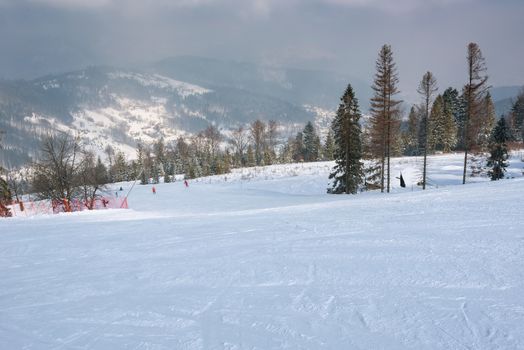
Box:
184;180;189;188
152;186;156;194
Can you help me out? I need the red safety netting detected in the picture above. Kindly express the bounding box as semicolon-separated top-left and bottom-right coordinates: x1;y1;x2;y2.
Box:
7;196;128;217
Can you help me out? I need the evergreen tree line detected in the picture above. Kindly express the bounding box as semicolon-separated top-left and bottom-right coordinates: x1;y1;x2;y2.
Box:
328;42;522;194
399;87;496;157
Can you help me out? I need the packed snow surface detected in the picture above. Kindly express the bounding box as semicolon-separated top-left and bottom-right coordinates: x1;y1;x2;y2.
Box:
1;154;524;349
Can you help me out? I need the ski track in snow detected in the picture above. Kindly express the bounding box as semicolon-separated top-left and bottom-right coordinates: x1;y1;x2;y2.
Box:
1;154;524;349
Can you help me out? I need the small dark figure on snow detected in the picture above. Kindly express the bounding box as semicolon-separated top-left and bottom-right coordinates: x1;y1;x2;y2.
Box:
400;173;406;188
184;180;189;188
152;186;156;194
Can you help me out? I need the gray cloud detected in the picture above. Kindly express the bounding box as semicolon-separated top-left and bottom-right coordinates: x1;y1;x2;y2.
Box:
8;0;474;13
0;0;522;102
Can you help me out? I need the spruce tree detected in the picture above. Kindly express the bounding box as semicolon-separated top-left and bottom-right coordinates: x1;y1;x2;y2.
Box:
292;132;305;162
442;87;462;150
487;118;510;180
112;151;129;182
403;105;420;156
455;91;468;150
442;88;461;120
441;97;458;152
477;92;496;152
322;130;335;160
429;95;445;151
510;90;524;142
328;84;363;194
303;121;319;162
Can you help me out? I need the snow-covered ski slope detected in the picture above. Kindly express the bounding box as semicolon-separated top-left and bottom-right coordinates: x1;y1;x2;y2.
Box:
2;153;524;349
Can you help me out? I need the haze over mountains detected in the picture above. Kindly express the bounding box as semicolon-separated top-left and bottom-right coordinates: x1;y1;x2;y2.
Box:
0;56;521;168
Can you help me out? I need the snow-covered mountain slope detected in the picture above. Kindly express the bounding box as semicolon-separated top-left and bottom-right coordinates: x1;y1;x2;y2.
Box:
2;154;524;349
1;67;217;163
1;61;343;166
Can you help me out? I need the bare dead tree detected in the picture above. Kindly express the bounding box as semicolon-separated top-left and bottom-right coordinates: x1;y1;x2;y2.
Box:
369;44;402;193
463;42;489;184
250;120;266;166
203;125;223;160
32;134;82;211
417;71;438;190
78;151;108;209
230;126;249;166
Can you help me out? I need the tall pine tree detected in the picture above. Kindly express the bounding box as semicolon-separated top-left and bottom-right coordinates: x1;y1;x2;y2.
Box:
442;87;463;150
369;44;401;193
328;84;363;194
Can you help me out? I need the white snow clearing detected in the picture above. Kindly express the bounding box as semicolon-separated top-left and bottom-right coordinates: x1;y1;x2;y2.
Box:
1;154;524;349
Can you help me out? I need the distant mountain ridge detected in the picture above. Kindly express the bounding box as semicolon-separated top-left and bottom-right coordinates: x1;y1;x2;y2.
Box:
491;85;523;117
149;56;370;110
1;58;364;168
0;56;521;168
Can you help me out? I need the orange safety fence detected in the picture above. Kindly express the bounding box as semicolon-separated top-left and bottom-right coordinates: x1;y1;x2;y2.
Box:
7;196;129;217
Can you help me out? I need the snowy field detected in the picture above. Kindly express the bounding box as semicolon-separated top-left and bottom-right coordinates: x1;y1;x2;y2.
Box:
1;153;524;349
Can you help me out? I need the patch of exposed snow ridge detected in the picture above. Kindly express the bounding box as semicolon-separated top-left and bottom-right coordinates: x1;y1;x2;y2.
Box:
108;71;211;97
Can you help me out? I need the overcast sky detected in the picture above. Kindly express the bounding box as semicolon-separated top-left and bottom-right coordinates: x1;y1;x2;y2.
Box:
0;0;522;97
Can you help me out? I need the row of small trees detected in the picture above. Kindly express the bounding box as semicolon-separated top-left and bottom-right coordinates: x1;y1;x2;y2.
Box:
328;42;519;194
0;118;330;206
127;120;335;185
6;136;112;212
32;136;109;208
